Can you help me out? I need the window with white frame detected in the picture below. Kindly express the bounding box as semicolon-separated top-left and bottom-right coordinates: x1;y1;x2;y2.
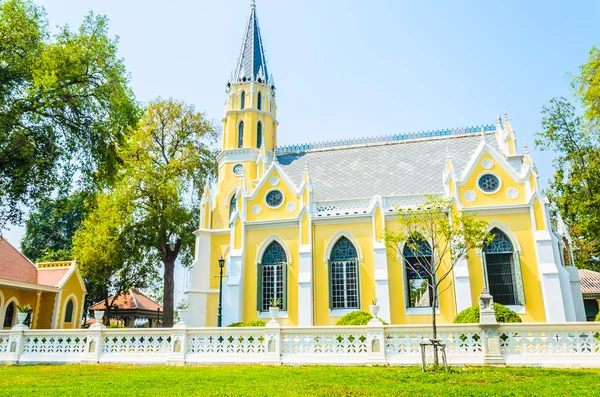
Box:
483;228;525;305
403;238;434;308
257;241;287;312
328;236;360;309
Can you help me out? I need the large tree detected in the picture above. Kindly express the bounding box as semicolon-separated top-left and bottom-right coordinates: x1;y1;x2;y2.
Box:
0;0;139;230
536;46;600;271
117;98;218;327
385;197;491;365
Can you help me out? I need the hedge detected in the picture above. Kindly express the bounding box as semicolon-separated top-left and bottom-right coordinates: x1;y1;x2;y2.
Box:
335;310;388;326
227;320;266;327
453;303;522;324
596;312;600;322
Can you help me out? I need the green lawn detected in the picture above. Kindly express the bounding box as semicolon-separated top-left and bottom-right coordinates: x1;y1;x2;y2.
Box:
0;364;599;396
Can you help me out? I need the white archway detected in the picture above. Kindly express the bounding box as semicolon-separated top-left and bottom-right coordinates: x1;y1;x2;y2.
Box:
323;230;364;264
485;221;522;253
60;293;79;329
255;235;292;265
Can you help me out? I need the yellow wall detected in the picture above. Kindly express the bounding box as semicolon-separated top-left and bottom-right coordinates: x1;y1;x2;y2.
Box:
0;287;38;329
36;292;55;329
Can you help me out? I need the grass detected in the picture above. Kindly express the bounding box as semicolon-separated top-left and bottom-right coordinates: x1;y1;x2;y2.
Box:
0;364;599;396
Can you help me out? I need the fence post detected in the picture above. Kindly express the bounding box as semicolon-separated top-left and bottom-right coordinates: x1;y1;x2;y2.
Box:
83;322;105;364
262;319;282;365
479;289;505;365
167;323;187;366
6;323;28;364
366;318;387;365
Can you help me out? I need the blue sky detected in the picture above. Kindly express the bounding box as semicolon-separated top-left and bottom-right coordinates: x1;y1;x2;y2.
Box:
4;0;599;246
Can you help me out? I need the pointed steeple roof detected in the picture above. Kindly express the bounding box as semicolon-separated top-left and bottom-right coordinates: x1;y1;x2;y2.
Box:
233;1;270;85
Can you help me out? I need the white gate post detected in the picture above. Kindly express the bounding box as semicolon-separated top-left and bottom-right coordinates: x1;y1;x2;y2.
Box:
6;324;27;364
83;323;105;364
262;320;282;365
366;318;387;365
167;323;188;366
479;290;505;365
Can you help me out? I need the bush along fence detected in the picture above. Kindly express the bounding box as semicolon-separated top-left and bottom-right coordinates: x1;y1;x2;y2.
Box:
1;304;599;367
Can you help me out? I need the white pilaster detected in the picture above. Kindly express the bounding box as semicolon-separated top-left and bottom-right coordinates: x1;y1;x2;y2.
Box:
185;230;212;327
565;266;586;322
223;250;244;326
454;257;472;314
297;245;313;326
534;230;567;322
373;242;390;323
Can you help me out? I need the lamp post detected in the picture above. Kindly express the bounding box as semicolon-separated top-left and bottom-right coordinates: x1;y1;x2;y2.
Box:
217;257;225;327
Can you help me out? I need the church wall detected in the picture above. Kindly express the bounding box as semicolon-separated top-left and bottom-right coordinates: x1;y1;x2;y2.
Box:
246;170;300;222
243;227;300;326
468;212;546;322
201;233;229;327
312;220;375;326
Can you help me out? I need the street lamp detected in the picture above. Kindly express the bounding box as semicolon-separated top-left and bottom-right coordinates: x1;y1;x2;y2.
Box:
217;257;225;327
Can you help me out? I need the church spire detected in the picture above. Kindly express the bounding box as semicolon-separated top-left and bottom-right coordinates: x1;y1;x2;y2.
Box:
233;1;270;85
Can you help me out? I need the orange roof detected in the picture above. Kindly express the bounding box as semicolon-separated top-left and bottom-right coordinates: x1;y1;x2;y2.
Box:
90;289;162;311
37;268;70;287
0;238;38;284
579;269;600;296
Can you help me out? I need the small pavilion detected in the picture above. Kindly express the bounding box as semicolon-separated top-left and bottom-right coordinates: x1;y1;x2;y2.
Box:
89;289;163;328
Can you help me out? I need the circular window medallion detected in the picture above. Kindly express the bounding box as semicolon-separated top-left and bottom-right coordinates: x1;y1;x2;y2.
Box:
270;176;280;186
482;159;494;170
464;190;476;202
478;174;501;193
506;187;519;200
232;164;244;176
252;204;262;215
265;189;284;208
286;202;297;213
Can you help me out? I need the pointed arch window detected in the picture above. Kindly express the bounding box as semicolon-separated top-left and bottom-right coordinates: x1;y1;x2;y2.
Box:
3;302;15;328
257;92;262;110
240;91;246;109
257;121;263;148
483;228;525;305
403;238;434;308
64;299;74;323
238;121;244;148
328;237;360;309
257;241;288;312
229;194;237;224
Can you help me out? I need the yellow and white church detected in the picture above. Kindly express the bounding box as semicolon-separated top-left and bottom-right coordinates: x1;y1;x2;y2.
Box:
186;2;585;327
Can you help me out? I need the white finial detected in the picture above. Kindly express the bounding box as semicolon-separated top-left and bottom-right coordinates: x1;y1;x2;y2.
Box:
524;143;529;154
504;111;509;121
251;0;256;9
445;146;450;159
272;151;278;164
304;160;309;172
481;127;486;141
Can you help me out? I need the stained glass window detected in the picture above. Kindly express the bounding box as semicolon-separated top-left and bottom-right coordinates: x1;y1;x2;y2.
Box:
240;91;246;109
329;237;360;309
257;92;262;110
484;228;518;305
257;121;262;148
64;300;74;323
238;121;244;148
478;174;500;193
266;190;283;208
258;241;287;311
403;238;434;308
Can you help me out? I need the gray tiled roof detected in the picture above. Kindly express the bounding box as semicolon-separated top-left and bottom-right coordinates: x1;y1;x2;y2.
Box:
278;134;499;202
234;3;269;83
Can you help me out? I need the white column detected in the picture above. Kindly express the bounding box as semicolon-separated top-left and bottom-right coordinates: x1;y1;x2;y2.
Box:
185;230;211;327
534;231;567;322
564;266;586;322
454;257;472;314
373;242;390;323
297;245;313;326
223;250;244;326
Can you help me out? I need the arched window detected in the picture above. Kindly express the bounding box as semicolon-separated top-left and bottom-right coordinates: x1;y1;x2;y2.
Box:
240;91;246;109
238;121;244;148
257;91;262;110
403;238;434;308
3;302;15;328
257;241;288;312
257;121;263;148
229;194;237;223
483;228;525;305
328;237;360;309
64;299;74;323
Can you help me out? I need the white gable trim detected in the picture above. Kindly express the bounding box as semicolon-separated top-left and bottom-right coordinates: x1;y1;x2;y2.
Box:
323;230;364;264
459;142;523;185
255;235;293;265
484;221;522;253
249;162;301;200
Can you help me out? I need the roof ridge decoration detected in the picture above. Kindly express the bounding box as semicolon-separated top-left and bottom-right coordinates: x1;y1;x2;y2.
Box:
232;0;271;86
275;124;497;155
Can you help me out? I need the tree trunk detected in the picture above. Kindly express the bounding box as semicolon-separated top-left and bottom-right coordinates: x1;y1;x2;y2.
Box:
432;285;439;366
163;256;175;327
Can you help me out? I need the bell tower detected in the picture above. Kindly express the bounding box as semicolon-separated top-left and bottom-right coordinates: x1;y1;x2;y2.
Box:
220;1;277;173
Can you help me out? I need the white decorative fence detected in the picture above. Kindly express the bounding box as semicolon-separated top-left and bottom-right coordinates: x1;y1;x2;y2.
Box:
1;322;599;367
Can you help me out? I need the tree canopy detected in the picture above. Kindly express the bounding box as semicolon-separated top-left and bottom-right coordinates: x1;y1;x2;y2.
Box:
536;46;600;271
0;0;139;230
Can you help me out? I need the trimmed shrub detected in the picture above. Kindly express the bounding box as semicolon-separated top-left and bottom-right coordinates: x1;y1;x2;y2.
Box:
453;303;522;324
596;312;600;322
335;310;388;326
227;320;266;327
